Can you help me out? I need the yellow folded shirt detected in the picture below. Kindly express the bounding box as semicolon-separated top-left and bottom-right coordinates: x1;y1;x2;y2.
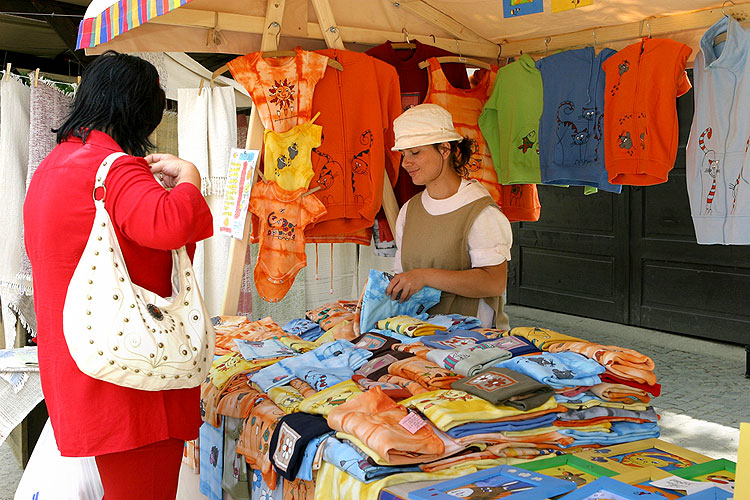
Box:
297;379;362;416
505;327;584;350
377;315;447;337
400;389;559;431
209;353;279;389
267;385;304;413
279;337;318;353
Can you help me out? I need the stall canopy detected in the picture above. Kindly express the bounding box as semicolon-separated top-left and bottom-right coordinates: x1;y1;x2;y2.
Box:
78;0;750;61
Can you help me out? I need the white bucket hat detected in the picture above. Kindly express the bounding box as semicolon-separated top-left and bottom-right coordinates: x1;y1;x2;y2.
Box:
392;103;464;151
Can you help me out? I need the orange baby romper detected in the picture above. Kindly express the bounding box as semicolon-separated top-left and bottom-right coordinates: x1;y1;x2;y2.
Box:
227;47;329;132
249;181;327;302
423;58;541;222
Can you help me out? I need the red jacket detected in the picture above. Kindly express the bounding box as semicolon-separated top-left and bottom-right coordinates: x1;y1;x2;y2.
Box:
24;131;213;456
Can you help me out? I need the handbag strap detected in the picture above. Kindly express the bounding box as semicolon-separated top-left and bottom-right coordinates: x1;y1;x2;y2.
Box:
93;152;128;204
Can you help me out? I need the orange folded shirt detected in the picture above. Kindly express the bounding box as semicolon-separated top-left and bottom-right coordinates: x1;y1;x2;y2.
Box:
548;341;657;386
326;386;445;465
387;357;462;390
236;395;286;488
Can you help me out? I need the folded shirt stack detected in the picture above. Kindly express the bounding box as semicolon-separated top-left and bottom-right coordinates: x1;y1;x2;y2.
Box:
426;346;512;377
451;366;555;410
547;340;657;386
494;351;606;390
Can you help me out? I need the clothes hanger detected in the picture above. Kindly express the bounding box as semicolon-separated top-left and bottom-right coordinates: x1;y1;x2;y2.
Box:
211;54;343;85
391;28;417;50
417;40;492;70
713;0;735;46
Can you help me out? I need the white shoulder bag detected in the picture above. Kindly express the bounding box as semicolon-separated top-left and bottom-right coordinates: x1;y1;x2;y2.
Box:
62;152;214;390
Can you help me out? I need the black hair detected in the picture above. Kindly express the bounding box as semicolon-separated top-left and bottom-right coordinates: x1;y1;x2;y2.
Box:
433;138;475;178
55;51;165;157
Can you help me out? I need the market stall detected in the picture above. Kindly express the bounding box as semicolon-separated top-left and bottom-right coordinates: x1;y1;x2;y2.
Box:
8;0;745;498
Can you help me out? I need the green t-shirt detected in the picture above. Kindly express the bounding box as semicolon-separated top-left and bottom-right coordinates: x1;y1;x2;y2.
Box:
478;54;543;184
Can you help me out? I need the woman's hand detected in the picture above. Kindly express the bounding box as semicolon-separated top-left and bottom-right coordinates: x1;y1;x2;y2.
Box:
145;153;201;191
386;269;428;303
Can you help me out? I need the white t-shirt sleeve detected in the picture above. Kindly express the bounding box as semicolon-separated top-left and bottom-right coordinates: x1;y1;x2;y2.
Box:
467;205;513;268
392;200;409;274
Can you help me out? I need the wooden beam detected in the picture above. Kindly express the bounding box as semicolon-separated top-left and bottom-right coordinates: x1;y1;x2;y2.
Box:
220;0;286;316
392;0;486;43
149;8;500;58
500;2;750;57
309;0;346;49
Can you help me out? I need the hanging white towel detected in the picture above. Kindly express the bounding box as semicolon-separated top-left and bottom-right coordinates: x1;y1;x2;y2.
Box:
0;77;30;348
177;88;210;194
178;86;236;316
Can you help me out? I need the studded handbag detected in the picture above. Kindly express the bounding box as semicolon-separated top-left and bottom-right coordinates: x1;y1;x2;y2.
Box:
62;152;215;390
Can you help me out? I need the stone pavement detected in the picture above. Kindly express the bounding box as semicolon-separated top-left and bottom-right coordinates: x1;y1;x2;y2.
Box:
1;306;747;498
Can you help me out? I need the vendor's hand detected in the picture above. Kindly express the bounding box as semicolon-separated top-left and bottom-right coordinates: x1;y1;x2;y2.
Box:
145;153;201;190
386;270;428;303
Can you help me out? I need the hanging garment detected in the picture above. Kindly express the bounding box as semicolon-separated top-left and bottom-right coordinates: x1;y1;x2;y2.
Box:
237;395;286;488
223;416;251;500
269;413;331;481
199;420;225;500
479;54;544;185
0;76;30;349
536;47;621;193
227;48;329;133
366;39;472;221
249;181;326;302
305;49;402;242
603;38;692;185
495;351;606;389
687;16;750;244
264;118;322;191
423;58;541;222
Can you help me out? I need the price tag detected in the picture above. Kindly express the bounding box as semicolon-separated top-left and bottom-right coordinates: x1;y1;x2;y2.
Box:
399;411;427;434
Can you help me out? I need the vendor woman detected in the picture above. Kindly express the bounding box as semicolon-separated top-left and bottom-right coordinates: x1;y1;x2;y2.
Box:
385;103;512;330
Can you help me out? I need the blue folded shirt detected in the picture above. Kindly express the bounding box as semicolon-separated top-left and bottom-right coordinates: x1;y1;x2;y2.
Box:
359;269;441;333
495;352;605;389
445;413;558;438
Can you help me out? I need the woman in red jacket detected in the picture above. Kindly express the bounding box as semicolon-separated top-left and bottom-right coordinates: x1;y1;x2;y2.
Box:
24;52;213;499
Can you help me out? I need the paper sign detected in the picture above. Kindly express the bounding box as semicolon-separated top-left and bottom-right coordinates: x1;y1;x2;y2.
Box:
503;0;543;18
219;148;259;239
551;0;594;13
649;477;714;495
399;411;427;434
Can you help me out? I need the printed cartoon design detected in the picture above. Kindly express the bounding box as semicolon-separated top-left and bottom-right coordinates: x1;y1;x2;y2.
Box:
699;127;720;215
705;474;734;485
445;477;534;499
618;131;633;150
730;136;750;214
461;138;482;177
518;131;537;154
354;335;387;351
312;146;341;206
526;356;555;368
552;368;575;379
268;78;296;115
615;449;694;470
465;370;518;392
509;185;523;206
275;142;299;176
609;59;630;96
616;112;647;157
209;445;219;466
267;208;296;240
351;130;373;174
556;101;604;164
415;390;473;410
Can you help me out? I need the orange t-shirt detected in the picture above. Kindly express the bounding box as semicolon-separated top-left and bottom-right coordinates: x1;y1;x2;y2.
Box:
227;48;329;132
424;58;541;222
249;181;326;302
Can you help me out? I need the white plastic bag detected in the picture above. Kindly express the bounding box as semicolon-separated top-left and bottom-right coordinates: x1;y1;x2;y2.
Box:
14;419;103;500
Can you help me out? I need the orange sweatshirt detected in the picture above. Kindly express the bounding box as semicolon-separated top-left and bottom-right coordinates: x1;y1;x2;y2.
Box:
602;38;692;186
304;49;402;242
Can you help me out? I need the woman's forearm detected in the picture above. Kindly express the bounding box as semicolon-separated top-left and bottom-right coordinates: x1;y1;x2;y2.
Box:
419;263;508;298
